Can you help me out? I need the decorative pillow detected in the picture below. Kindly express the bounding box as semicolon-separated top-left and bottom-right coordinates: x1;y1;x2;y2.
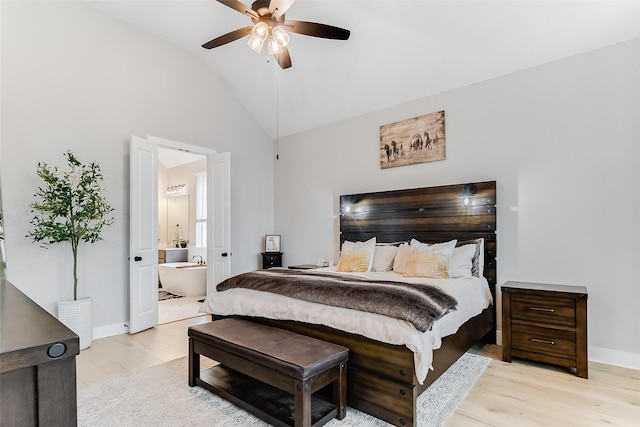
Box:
456;238;485;278
392;243;411;273
371;245;398;272
450;244;476;278
403;239;457;279
336;237;376;272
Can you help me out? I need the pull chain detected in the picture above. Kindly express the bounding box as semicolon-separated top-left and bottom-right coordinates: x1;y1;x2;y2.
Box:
276;68;279;160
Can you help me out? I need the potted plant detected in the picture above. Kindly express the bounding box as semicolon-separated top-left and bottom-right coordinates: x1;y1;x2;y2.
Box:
27;151;114;349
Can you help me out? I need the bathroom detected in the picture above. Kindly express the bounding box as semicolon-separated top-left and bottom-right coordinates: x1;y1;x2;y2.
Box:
157;148;208;324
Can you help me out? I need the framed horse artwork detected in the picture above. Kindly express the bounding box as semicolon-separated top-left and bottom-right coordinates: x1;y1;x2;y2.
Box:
379;110;446;169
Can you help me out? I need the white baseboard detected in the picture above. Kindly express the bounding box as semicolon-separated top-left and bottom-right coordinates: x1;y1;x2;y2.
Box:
589;346;640;371
93;322;129;340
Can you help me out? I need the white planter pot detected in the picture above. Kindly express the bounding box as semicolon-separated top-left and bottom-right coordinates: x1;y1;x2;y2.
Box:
58;297;93;350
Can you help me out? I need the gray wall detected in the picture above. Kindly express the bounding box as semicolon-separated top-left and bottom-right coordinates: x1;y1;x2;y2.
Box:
274;38;640;368
1;2;274;336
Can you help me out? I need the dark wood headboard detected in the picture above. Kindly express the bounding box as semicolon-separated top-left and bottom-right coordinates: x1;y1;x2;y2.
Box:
339;180;497;289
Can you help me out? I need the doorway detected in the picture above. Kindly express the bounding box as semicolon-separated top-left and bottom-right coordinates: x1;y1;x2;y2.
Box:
129;135;231;333
157;147;207;324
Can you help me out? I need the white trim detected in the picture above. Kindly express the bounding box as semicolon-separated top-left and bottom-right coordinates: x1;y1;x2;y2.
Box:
589;346;640;371
94;322;129;340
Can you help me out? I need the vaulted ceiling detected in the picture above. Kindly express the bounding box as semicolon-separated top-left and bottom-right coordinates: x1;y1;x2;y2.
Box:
87;1;640;139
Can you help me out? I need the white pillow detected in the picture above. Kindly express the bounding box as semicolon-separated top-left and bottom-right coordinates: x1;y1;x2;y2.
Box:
403;239;457;279
450;244;476;278
336;237;376;272
371;245;398;272
392;243;410;273
457;238;485;278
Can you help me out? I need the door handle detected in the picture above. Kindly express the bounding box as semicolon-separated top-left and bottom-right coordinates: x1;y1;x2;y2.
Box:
221;252;228;257
134;256;142;262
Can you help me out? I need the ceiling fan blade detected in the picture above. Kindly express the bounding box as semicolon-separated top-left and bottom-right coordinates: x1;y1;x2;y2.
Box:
269;0;295;20
275;47;292;69
216;0;259;19
284;20;350;40
202;26;253;49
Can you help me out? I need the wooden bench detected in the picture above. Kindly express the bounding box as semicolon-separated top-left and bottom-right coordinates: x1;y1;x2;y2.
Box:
188;318;349;427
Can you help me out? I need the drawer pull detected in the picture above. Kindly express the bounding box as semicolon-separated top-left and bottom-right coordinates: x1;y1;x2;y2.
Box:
529;306;554;313
530;338;555;345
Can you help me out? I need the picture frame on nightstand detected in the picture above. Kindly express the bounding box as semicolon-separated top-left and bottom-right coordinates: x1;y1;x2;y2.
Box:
265;235;281;253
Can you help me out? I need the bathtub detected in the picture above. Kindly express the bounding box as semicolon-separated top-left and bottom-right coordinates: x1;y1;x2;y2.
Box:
158;262;206;297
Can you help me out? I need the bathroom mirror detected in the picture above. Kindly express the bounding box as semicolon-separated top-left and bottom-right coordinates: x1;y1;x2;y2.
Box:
167;195;189;247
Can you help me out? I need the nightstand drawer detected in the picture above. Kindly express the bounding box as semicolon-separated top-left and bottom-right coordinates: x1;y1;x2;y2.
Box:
263;254;280;263
512;324;576;360
511;294;576;327
261;252;283;269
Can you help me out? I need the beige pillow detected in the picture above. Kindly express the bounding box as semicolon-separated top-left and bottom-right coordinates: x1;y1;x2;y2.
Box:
371;245;399;272
403;239;457;279
336;237;376;272
392;243;410;273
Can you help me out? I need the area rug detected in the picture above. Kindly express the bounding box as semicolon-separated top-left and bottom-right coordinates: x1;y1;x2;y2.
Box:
78;353;490;427
158;290;184;301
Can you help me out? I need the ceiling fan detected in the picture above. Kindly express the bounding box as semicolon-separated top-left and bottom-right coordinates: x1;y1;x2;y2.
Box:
202;0;351;69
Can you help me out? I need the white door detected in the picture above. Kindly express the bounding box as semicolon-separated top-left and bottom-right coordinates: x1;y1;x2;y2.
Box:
209;152;231;293
129;135;159;333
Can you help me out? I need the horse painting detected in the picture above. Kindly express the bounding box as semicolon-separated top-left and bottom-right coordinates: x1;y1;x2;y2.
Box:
379;110;446;168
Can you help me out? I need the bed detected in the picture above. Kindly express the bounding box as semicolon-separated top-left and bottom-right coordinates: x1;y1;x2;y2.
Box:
200;181;497;427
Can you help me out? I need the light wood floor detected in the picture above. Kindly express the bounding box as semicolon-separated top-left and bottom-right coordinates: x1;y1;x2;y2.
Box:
77;318;640;426
76;315;209;388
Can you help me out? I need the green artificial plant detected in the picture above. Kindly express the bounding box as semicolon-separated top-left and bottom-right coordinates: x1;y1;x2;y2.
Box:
27;151;115;300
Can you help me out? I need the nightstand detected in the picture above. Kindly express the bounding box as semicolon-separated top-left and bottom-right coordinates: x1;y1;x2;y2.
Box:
288;264;318;270
261;252;282;269
502;281;588;378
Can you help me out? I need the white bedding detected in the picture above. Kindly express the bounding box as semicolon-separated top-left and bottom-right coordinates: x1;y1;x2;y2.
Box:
199;267;493;384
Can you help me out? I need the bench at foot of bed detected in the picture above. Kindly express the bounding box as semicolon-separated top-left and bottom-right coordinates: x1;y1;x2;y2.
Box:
188;318;349;427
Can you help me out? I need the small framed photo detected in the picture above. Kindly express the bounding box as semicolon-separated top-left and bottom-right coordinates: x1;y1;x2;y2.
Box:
265;235;281;253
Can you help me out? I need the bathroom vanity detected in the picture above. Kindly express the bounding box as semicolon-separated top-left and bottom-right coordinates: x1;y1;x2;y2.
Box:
158;248;188;264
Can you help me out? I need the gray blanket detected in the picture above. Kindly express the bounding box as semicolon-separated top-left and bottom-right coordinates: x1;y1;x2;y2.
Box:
216;269;458;332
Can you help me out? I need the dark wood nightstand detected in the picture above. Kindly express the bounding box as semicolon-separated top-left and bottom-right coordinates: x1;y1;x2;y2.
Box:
502;281;588;378
288;264;318;270
261;252;282;269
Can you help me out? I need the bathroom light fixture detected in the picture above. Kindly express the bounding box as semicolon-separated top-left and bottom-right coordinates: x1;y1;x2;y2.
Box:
166;184;186;196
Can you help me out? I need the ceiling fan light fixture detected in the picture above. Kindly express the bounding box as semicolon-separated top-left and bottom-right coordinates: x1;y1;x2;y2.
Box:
268;36;283;55
247;21;268;53
252;21;269;39
272;25;290;48
247;34;266;53
204;0;351;69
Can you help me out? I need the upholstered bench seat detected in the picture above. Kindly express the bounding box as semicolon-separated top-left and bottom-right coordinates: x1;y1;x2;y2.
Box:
188;318;349;427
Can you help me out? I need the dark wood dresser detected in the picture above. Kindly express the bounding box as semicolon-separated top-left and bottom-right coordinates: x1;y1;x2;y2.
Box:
502;281;588;378
1;280;80;426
